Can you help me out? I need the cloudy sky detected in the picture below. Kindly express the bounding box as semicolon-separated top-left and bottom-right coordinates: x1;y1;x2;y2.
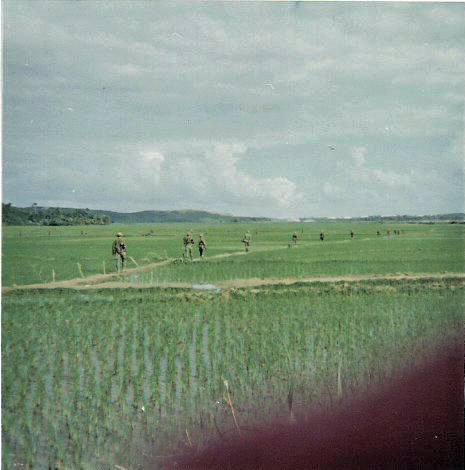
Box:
3;1;464;217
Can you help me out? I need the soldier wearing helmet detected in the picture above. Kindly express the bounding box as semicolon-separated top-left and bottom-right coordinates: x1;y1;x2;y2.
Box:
112;232;127;272
242;231;252;252
183;231;195;260
292;232;298;246
198;234;207;258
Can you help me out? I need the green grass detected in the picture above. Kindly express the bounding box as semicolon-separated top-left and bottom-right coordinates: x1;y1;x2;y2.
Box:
129;231;464;284
2;221;463;468
1;222;280;286
2;222;464;286
2;281;463;468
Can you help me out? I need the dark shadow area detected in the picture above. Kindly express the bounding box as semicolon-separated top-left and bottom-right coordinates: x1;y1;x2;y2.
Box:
161;341;463;469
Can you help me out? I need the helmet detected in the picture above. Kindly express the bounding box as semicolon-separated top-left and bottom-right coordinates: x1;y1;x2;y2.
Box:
116;232;123;237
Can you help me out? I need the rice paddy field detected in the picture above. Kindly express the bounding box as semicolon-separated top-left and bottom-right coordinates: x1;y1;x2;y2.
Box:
2;222;464;286
2;222;464;469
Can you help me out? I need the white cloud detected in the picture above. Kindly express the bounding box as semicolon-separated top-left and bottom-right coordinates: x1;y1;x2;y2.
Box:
353;167;411;188
3;1;464;216
162;143;302;215
349;146;410;188
323;182;344;199
140;150;165;165
206;144;301;209
352;147;367;167
78;142;303;216
109;63;143;76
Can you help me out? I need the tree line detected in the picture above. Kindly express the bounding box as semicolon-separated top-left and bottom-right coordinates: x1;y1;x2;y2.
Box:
2;203;111;226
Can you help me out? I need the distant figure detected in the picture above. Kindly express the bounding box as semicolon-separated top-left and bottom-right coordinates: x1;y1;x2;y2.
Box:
376;230;380;236
242;231;252;252
183;232;195;260
112;232;127;272
320;232;325;241
350;231;354;239
292;232;298;245
198;234;207;258
387;229;391;237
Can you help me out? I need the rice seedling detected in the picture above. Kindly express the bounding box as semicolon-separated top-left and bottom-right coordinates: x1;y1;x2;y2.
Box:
3;222;463;286
2;282;462;468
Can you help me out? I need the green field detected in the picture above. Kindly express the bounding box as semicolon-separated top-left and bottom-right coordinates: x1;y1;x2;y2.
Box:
2;222;464;469
2;222;464;286
3;282;463;469
128;233;463;285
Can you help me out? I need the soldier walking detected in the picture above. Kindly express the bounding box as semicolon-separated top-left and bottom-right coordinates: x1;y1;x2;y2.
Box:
320;231;325;241
292;232;298;246
198;234;207;258
183;232;195;260
112;232;127;272
350;230;354;239
242;231;252;252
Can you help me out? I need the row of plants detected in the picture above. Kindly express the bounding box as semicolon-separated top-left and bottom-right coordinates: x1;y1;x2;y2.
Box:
2;284;462;468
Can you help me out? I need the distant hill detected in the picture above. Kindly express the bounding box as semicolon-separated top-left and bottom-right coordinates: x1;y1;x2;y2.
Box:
91;209;272;224
304;213;465;223
2;203;463;226
2;204;110;226
2;204;272;225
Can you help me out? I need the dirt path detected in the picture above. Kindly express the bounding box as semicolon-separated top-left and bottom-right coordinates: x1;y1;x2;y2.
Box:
2;249;252;292
217;272;465;289
2;236;387;293
4;272;464;293
4;239;463;294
